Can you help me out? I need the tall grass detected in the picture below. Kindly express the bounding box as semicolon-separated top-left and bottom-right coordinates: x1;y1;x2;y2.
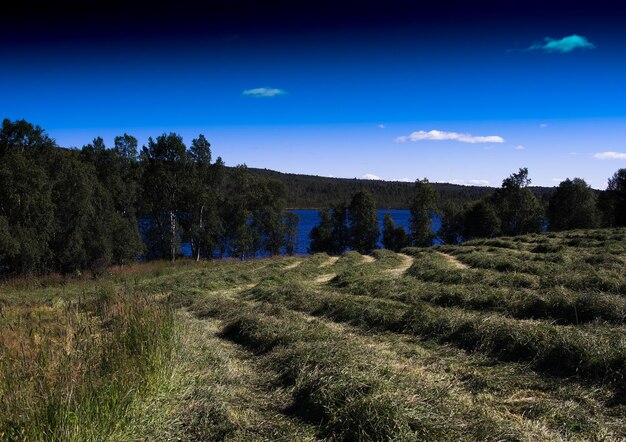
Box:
0;286;174;441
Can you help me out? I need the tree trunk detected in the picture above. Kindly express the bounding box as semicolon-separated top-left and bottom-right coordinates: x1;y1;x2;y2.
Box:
196;205;204;262
170;210;176;262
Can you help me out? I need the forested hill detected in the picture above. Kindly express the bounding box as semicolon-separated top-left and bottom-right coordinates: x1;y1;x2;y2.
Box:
242;167;556;209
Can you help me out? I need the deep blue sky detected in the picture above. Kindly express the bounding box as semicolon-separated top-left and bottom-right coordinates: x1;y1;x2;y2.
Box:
3;1;626;188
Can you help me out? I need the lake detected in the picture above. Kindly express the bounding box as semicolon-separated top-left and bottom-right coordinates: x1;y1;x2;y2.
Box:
181;210;441;257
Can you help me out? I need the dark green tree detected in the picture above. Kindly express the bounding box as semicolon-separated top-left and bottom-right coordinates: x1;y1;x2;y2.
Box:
462;200;501;240
330;203;350;254
48;153;104;272
437;202;463;245
182;135;225;260
284;212;300;255
252;178;289;256
603;169;626;226
81;137;144;265
309;209;335;254
381;213;410;251
0;118;55;156
309;204;349;255
0;150;54;274
348;190;379;254
114;133;138;161
547;178;600;231
490;168;544;236
409;179;438;247
222;165;259;259
140;133;188;261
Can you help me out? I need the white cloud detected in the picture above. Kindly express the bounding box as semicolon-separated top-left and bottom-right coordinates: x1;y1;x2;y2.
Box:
399;177;411;182
539;123;548;128
551;178;564;182
378;124;386;129
242;87;286;97
395;130;504;144
594;151;626;160
515;145;526;150
362;173;381;180
449;179;490;186
527;35;595;53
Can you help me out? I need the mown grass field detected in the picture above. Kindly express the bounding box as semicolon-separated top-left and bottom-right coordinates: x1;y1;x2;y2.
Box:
1;229;626;441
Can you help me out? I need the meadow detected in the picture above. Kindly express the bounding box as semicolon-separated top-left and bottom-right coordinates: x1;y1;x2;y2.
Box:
1;229;626;441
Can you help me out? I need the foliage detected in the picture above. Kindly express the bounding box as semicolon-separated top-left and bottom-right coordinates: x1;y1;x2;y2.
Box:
309;204;350;255
348;190;379;254
604;168;626;226
0;118;299;275
462;200;501;240
547;178;600;230
382;213;410;251
409;179;439;246
490;168;544;236
245;167;557;210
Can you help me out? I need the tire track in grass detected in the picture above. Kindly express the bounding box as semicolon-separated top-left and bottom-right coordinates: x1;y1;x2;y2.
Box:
235;286;565;441
182;310;318;441
292;311;567;441
314;273;336;284
319;256;339;268
283;260;303;270
361;254;375;263
436;251;470;269
314;255;340;284
247;282;624;441
385;253;413;276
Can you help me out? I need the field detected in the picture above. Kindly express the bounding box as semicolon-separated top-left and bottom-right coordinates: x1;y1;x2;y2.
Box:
1;229;626;441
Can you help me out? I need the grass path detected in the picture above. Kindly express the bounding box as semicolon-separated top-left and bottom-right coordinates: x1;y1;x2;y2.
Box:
289;310;569;441
385;253;413;275
283;260;303;270
319;256;339;267
116;309;317;441
361;254;375;263
240;253;626;440
314;273;336;284
284;301;624;440
436;251;470;269
225;282;586;441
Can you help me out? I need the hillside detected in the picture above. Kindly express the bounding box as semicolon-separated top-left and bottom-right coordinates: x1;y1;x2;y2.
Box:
2;228;625;440
243;167;557;209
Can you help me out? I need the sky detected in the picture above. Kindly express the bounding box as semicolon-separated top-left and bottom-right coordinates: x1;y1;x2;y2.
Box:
2;0;626;189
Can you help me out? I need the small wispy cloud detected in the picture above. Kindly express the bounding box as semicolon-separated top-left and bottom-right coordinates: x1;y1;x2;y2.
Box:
539;123;548;128
594;151;626;160
396;130;504;144
398;177;411;182
362;173;381;180
242;87;286;97
527;35;595;53
449;179;490;186
378;124;386;129
515;145;526;150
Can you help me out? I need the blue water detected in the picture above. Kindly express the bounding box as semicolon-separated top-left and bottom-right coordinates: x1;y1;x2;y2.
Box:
181;210;441;257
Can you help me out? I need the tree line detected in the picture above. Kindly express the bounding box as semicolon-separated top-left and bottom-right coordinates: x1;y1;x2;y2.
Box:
3;118;626;275
308;167;626;255
0;119;298;276
246;167;556;209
